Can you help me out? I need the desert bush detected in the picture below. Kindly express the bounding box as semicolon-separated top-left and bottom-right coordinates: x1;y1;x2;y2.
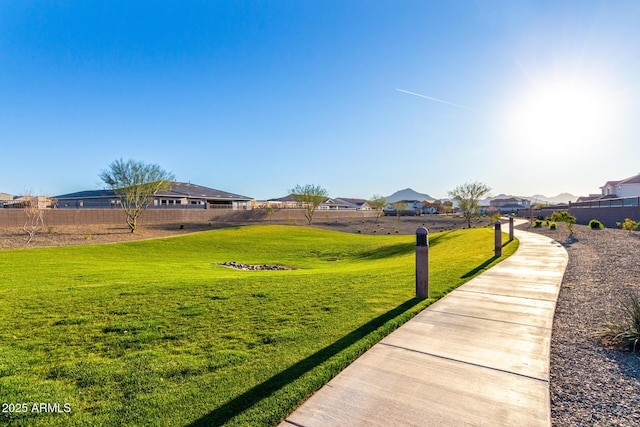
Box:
550;211;576;234
597;291;640;353
617;218;640;234
588;219;604;229
549;222;557;230
533;219;543;228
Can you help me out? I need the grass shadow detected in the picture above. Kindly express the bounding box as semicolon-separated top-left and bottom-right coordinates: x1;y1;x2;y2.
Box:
358;243;414;260
428;230;456;247
187;298;423;427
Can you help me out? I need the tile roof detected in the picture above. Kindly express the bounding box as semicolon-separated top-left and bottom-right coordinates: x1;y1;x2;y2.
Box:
600;173;640;188
619;173;640;185
55;182;252;201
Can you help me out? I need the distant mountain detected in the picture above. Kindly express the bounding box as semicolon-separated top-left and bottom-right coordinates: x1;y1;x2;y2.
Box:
480;193;578;206
385;188;435;203
529;193;578;204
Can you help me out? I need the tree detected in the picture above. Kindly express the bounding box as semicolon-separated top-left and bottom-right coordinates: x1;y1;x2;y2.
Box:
22;194;48;245
391;200;409;221
289;184;329;225
368;194;387;223
448;181;491;228
99;159;175;233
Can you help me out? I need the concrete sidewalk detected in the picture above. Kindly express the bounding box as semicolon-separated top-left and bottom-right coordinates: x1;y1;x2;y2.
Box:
279;225;568;427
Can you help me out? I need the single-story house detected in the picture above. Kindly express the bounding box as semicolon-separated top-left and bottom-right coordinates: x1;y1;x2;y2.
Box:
263;194;304;209
384;200;423;215
262;196;371;211
319;198;372;211
2;195;54;209
422;200;454;214
0;193;15;208
335;198;372;210
55;182;254;210
489;197;531;214
575;194;603;203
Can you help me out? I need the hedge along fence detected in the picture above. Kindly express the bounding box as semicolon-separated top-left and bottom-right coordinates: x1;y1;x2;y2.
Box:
0;208;378;228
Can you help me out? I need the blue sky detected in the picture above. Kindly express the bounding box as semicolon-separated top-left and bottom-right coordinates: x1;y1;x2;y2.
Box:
2;1;639;200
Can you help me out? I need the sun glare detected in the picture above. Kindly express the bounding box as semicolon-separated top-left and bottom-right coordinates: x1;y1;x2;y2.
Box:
507;77;619;153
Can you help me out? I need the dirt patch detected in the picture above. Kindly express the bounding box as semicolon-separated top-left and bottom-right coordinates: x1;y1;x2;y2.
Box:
0;214;489;249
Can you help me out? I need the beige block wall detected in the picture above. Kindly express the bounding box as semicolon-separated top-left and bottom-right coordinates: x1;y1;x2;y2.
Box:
0;208;377;228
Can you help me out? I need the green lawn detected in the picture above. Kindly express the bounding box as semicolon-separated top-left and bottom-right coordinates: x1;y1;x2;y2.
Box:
0;225;517;426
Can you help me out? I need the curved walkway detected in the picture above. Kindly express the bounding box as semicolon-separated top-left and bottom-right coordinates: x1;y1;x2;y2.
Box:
280;225;568;427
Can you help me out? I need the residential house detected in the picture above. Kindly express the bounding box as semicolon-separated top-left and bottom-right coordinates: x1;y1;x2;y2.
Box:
600;173;640;198
264;195;305;209
55;182;254;210
263;196;372;211
0;193;14;208
422;200;454;214
384;200;423;215
335;198;372;210
575;194;603;203
318;198;354;210
4;195;55;209
489;197;531;214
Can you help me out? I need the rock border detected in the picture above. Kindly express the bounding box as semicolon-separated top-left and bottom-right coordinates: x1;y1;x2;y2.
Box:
216;262;292;271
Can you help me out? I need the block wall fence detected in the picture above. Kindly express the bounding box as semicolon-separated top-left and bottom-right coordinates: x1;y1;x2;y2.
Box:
0;208;378;228
517;206;640;228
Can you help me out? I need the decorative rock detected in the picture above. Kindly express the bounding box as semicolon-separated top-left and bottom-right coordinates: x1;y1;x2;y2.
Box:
217;262;291;271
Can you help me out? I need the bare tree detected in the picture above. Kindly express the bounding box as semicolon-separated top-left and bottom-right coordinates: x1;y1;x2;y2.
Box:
289;184;329;225
448;181;491;228
22;195;47;245
99;159;175;233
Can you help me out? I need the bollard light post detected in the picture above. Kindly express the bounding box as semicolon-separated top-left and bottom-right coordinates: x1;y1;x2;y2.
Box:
509;216;514;242
494;221;502;257
416;227;429;299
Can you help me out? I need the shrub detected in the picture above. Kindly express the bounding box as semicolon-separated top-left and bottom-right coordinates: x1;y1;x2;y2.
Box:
617;218;640;234
549;222;557;230
550;211;577;234
597;291;640;352
533;219;543;228
588;219;604;229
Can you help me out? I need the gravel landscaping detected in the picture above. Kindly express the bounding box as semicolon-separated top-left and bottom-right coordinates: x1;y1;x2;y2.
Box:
522;223;640;427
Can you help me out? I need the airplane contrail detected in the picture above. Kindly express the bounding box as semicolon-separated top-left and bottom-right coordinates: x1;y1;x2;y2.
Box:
396;88;484;113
